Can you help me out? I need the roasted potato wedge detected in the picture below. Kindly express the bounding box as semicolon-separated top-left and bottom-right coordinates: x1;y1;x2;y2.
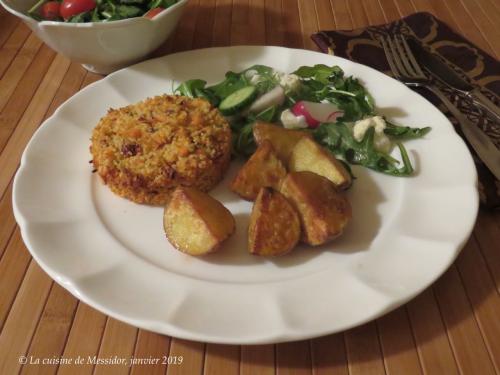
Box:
248;187;301;256
253;121;312;164
289;137;352;189
280;171;351;246
163;186;235;255
230;140;287;201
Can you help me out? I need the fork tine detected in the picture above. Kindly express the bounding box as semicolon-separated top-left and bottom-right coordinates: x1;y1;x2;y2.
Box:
385;36;410;77
399;35;426;78
393;35;417;77
379;36;401;78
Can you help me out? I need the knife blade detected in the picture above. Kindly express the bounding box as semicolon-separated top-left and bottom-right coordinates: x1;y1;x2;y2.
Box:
418;83;500;181
407;38;500;122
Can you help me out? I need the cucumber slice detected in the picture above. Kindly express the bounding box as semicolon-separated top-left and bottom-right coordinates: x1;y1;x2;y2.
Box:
219;86;258;115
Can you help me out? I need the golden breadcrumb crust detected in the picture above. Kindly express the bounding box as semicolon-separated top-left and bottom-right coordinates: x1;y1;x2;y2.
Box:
91;95;231;205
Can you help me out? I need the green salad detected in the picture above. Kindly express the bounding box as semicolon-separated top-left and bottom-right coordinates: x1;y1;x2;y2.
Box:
28;0;177;22
175;64;431;177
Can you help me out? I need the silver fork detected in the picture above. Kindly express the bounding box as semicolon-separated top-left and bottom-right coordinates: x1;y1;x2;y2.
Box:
380;34;500;180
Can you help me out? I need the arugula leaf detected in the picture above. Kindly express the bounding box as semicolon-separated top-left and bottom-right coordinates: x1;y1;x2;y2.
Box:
157;0;177;7
119;0;146;5
231;106;279;156
174;80;220;106
148;0;177;8
384;120;431;140
314;122;414;176
68;11;92;22
29;13;43;21
207;71;248;99
288;80;320;103
293;64;342;84
148;0;162;8
175;79;207;97
232;122;256;157
91;6;101;21
242;65;279;94
115;4;142;18
27;0;48;19
194;88;219;107
100;0;117;19
292;64;374;122
253;106;277;122
243;65;275;76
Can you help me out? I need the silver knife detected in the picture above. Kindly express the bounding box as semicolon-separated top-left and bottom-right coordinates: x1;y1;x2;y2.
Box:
424;85;500;180
407;38;500;122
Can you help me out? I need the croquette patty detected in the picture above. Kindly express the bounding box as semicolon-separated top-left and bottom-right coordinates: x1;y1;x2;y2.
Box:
91;95;232;205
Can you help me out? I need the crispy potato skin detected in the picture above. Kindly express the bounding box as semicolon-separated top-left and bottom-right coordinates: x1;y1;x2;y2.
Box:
289;137;351;189
248;187;301;256
253;121;312;164
280;172;351;246
230;140;287;201
163;186;235;255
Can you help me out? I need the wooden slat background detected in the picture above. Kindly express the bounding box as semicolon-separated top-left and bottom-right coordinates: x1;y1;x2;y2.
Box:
1;0;499;374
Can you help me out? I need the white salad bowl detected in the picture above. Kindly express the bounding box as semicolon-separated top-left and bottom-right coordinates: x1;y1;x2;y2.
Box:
0;0;188;74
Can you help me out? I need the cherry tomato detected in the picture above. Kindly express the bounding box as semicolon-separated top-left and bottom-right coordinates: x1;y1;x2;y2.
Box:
60;0;96;20
41;1;61;20
144;7;164;19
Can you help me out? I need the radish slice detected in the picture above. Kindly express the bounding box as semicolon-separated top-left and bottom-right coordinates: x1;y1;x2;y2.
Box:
291;101;343;128
248;86;285;113
291;101;320;128
327;111;343;122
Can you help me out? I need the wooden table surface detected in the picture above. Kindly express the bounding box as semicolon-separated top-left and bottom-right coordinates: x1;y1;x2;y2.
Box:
1;0;499;374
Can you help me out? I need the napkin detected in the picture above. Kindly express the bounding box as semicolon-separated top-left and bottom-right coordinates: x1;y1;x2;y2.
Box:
311;12;500;209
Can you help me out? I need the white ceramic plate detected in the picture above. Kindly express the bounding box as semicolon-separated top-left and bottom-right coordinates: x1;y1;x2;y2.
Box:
13;46;478;344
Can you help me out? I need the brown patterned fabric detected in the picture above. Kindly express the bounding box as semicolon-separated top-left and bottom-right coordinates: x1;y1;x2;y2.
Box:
312;12;500;209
